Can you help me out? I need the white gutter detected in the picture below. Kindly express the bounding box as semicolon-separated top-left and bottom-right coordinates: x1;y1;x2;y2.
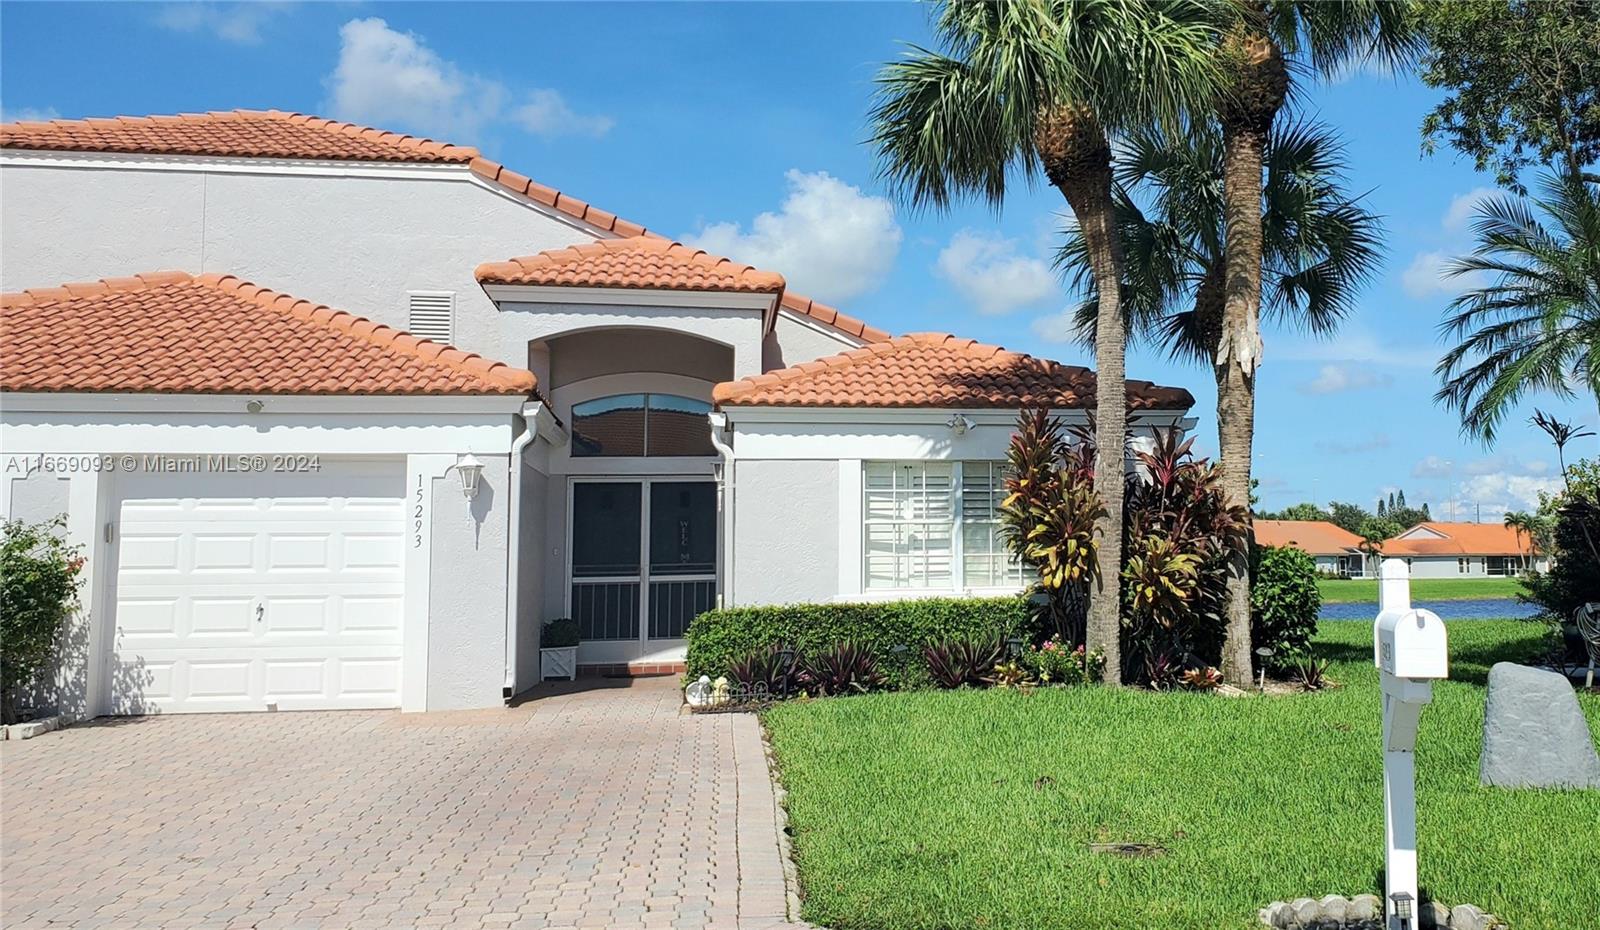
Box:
708;411;735;608
503;400;555;697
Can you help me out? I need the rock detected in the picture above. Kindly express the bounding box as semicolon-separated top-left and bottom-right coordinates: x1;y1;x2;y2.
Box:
1290;898;1320;925
1348;894;1381;922
1259;902;1294;928
1421;900;1451;929
1449;903;1488;930
1481;662;1600;788
1317;895;1349;923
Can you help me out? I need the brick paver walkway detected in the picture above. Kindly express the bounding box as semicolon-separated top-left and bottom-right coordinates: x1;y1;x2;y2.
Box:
1;678;809;930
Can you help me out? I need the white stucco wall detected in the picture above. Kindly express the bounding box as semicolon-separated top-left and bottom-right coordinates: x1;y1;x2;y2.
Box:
0;158;591;363
731;459;840;605
427;455;510;710
764;313;864;369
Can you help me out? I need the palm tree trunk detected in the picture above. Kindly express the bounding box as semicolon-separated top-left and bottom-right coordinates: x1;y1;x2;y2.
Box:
1038;104;1125;685
1216;27;1285;689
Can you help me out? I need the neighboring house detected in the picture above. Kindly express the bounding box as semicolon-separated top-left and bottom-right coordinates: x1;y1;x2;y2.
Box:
0;109;1195;716
1381;522;1548;579
1254;520;1367;577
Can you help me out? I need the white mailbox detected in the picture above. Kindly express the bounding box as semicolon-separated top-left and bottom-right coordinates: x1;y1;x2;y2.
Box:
1375;608;1449;680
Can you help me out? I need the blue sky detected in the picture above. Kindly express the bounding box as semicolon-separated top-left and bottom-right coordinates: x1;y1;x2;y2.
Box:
3;1;1594;519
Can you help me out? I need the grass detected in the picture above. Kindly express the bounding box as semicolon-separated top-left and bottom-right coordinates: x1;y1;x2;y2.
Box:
1317;576;1526;603
763;621;1599;930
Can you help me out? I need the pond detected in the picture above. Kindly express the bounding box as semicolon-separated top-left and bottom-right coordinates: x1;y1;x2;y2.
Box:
1318;598;1541;621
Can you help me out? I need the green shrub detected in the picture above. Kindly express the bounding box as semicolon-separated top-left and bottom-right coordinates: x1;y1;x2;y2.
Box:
541;618;580;648
1;517;83;724
1020;635;1105;686
685;596;1029;689
1250;544;1322;668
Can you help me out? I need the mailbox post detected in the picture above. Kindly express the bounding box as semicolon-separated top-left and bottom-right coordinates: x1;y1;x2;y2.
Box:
1373;558;1449;930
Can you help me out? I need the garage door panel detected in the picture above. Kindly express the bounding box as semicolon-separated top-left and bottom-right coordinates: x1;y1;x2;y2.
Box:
111;464;405;714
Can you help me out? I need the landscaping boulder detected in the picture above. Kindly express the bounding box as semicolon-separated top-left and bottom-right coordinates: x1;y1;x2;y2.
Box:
1481;662;1600;789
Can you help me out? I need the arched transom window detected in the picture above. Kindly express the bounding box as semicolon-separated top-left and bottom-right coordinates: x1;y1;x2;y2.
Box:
570;393;714;457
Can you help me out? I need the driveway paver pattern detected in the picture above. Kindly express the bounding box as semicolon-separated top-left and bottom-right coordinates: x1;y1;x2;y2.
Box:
1;677;806;930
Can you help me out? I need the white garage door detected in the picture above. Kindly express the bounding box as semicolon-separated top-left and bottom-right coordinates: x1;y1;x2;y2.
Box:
110;464;406;714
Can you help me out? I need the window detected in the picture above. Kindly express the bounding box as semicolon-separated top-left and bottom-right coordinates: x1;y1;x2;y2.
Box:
571;394;714;457
863;461;1023;591
407;291;455;344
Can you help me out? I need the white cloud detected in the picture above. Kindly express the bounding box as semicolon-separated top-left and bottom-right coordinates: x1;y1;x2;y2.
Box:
685;170;902;304
1401;250;1456;299
1412;455;1455;478
1298;364;1394;395
157;2;294;45
1442;186;1500;232
511;89;615;139
1276;322;1435;369
325;18;610;143
934;229;1057;316
1456;472;1562;511
0;106;59;123
1029;309;1082;345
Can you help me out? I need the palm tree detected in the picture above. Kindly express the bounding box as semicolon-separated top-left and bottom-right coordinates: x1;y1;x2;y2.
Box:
1058;117;1383;671
1437;174;1600;441
1206;0;1417;687
869;0;1220;684
1504;511;1533;571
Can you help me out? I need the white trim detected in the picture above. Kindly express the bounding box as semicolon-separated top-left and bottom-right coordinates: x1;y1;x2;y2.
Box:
719;405;1195;426
484;284;778;313
0;149;613;239
837;459;863;597
1;393;529;415
503;402;540;693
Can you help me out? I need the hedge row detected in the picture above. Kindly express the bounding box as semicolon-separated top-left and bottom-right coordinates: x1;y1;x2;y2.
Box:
684;596;1029;690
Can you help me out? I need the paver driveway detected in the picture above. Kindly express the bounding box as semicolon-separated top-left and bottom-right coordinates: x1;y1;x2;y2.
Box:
1;678;805;930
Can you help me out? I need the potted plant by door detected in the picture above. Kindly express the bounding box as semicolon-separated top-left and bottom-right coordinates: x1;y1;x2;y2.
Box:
541;618;580;682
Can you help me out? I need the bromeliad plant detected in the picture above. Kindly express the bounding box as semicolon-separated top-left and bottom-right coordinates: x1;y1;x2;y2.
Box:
801;642;887;696
923;634;1004;690
727;644;796;698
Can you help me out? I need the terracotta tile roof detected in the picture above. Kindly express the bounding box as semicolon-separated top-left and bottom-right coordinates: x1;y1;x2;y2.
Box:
1254;520;1364;556
475;238;786;294
2;108;887;342
712;332;1194;410
1383;522;1536;557
0;272;535;396
0;109;477;164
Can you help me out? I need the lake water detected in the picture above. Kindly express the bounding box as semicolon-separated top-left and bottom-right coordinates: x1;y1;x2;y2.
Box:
1319;598;1540;621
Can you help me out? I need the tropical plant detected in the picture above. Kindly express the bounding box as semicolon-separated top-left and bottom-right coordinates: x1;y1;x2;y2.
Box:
1293;654;1332;691
727;644;796;698
1436;173;1600;441
1205;0;1417;687
801;642;888;696
1059;119;1384;688
1504;510;1538;570
1;517;83;725
1180;665;1224;690
870;0;1224;684
985;659;1035;690
922;634;1004;689
1000;410;1102;647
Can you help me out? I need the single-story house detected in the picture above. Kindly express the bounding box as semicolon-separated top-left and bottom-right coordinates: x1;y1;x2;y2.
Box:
1254;520;1367;577
1380;522;1548;578
0;109;1195;716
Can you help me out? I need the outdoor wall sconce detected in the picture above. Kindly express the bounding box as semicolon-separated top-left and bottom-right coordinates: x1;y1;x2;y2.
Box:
449;453;484;501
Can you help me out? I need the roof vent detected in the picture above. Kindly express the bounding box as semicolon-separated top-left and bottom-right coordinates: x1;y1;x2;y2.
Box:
408;291;455;344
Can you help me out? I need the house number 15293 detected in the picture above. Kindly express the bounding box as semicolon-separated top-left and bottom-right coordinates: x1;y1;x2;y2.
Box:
413;475;425;548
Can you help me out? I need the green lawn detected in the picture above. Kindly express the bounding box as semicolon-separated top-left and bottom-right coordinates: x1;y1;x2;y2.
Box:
1317;576;1526;603
763;621;1599;930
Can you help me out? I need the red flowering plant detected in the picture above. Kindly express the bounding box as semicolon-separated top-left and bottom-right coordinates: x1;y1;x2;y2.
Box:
1021;635;1106;686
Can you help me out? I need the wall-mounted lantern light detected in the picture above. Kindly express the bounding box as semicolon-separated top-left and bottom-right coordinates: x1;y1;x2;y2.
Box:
450;453;484;501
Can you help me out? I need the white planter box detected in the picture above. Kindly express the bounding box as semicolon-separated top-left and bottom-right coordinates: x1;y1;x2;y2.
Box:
541;646;578;682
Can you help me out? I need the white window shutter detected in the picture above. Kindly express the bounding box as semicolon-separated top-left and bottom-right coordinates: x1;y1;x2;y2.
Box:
407;291;455;344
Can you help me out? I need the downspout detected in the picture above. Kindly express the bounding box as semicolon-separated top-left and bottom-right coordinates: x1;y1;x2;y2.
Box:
503;399;542;698
708;411;735;608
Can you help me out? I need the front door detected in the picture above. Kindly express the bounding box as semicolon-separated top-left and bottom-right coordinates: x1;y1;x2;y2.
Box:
569;479;717;661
